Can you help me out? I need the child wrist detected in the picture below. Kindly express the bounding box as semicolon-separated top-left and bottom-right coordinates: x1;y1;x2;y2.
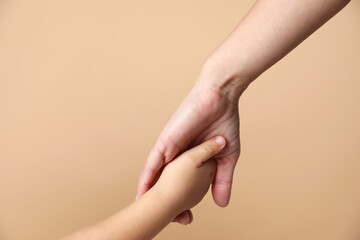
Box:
150;187;184;218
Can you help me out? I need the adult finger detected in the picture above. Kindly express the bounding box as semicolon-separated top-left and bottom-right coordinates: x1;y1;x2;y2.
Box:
136;99;213;198
172;209;193;225
211;159;236;207
136;147;164;198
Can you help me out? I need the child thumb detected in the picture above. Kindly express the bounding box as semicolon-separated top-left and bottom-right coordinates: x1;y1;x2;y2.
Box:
185;136;226;164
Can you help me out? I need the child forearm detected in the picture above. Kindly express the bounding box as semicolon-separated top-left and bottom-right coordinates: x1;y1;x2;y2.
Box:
62;189;178;240
62;137;224;240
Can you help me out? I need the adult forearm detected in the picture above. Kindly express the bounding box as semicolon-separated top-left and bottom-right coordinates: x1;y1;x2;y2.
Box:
197;0;351;101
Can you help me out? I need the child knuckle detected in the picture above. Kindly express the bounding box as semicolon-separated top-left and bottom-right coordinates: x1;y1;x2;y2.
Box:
202;144;215;156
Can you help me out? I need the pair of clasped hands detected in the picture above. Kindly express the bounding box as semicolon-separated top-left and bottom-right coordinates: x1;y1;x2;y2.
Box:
136;82;241;225
62;82;242;240
62;0;350;238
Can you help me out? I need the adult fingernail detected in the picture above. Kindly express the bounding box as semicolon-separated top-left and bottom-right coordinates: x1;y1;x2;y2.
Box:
215;136;225;147
178;219;187;225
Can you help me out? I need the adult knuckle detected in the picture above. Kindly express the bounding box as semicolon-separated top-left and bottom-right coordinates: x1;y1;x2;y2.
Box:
214;179;232;186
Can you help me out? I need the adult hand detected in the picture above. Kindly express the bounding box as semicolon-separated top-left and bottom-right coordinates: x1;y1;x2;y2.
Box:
137;77;241;224
137;0;351;226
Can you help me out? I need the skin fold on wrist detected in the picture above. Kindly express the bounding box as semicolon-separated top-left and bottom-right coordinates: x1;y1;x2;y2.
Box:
196;58;252;103
199;43;265;96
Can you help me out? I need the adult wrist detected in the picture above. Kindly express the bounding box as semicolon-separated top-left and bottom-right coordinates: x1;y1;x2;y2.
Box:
196;56;253;102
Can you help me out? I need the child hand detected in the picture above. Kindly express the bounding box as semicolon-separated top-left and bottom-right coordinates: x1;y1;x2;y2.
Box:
152;136;226;217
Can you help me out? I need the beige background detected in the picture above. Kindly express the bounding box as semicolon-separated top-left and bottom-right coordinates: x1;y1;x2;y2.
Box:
1;1;360;239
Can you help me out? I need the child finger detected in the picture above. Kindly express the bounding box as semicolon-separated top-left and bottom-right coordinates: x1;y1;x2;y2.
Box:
184;136;226;165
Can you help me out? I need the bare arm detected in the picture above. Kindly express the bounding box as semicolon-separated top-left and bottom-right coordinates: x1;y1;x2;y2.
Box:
138;0;351;224
62;190;177;240
62;137;225;240
199;0;351;100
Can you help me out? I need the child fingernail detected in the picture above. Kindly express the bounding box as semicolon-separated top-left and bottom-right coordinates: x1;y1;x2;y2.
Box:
215;136;225;147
